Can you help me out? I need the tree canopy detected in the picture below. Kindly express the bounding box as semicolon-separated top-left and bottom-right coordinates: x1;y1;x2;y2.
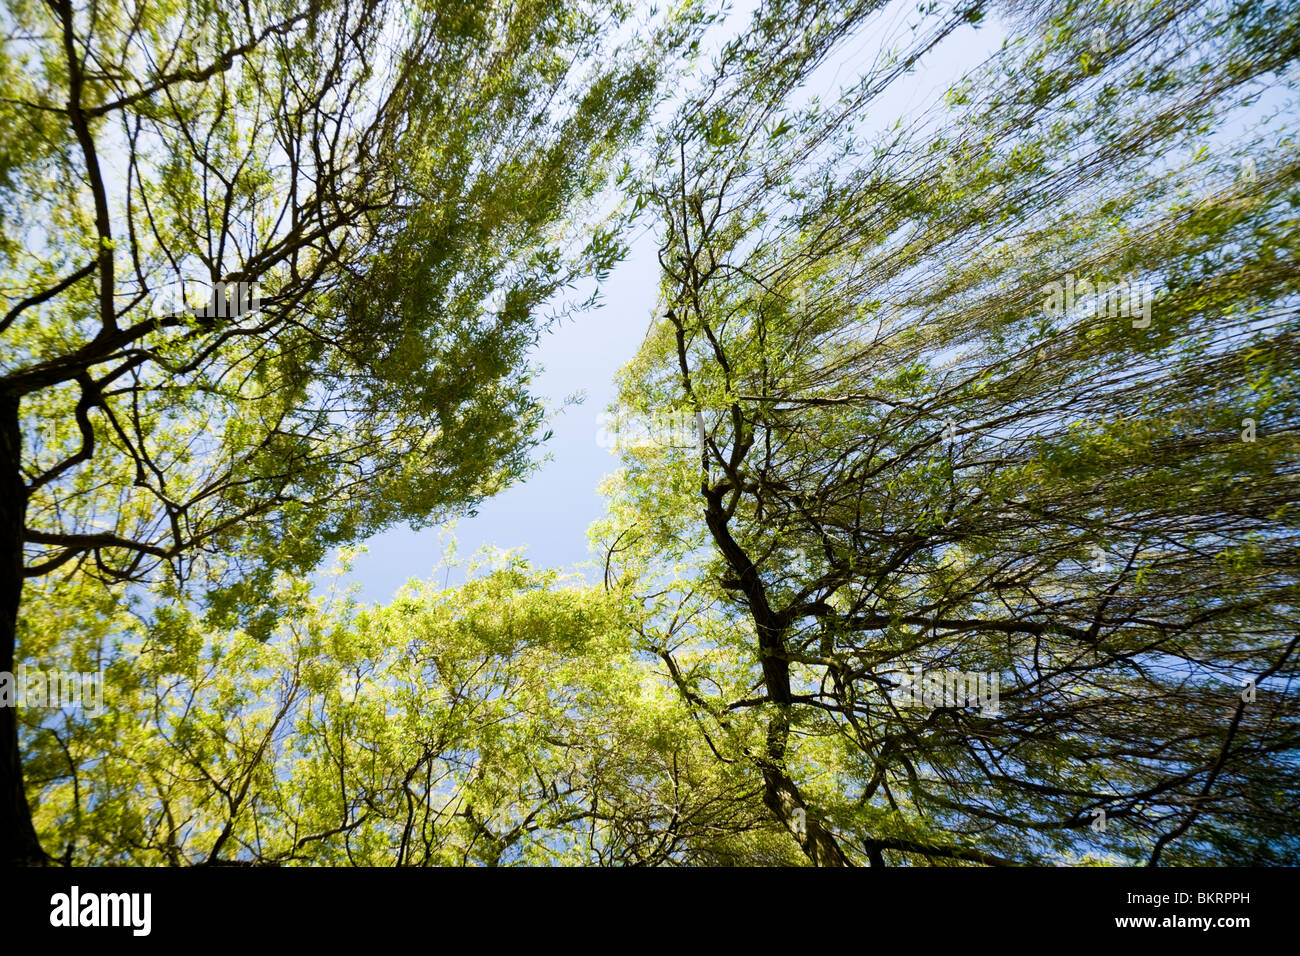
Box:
599;0;1300;865
6;0;1299;866
1;0;687;863
24;556;797;865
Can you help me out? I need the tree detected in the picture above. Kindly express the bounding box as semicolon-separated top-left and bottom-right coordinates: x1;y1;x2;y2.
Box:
21;554;795;865
11;0;1299;870
596;0;1300;864
1;0;682;864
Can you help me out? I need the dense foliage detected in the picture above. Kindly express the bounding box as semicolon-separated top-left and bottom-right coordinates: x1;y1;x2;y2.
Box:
2;0;687;863
6;0;1298;865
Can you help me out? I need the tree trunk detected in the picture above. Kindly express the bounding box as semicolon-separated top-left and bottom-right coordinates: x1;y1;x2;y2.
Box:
1;393;46;865
761;762;851;867
701;488;851;865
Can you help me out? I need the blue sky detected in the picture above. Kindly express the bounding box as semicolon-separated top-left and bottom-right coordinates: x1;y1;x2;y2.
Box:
342;226;664;601
340;2;1009;604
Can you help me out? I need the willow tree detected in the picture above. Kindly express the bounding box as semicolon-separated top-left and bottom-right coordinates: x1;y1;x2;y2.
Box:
19;556;792;865
598;0;1300;864
0;0;687;864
